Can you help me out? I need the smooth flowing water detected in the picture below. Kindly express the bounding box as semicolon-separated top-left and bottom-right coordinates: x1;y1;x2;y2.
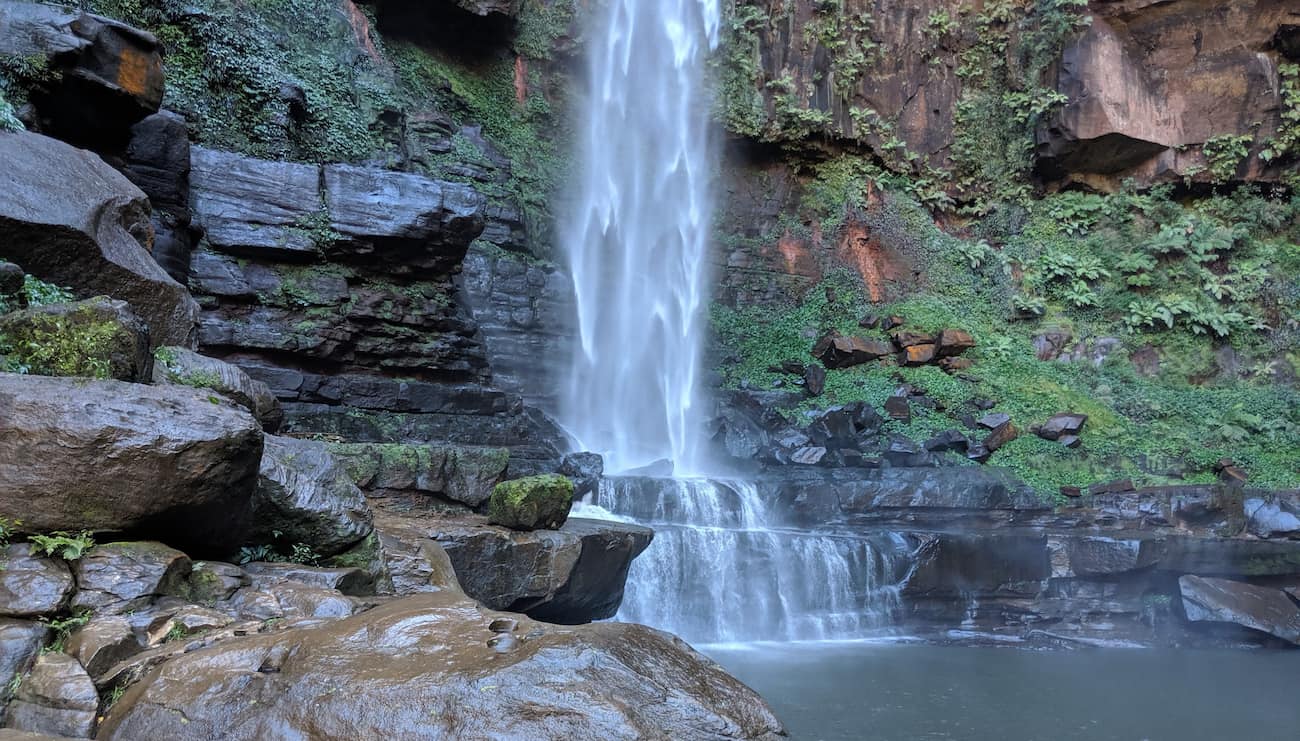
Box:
709;643;1300;740
561;0;721;474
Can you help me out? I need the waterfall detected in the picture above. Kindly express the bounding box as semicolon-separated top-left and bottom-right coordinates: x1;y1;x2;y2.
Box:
562;2;911;645
560;0;720;475
578;478;911;644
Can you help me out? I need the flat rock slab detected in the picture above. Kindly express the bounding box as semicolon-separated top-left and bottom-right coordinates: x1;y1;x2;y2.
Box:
1179;575;1300;645
0;374;263;553
98;593;784;741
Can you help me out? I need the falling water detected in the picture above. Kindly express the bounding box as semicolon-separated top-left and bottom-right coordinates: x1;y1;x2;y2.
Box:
578;478;912;644
563;2;912;644
561;0;721;474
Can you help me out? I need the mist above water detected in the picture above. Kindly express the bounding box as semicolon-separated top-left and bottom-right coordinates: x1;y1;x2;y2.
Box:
560;0;721;475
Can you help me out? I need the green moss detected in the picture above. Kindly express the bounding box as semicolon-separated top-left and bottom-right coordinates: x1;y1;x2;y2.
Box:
514;0;576;60
487;474;574;530
0;303;132;379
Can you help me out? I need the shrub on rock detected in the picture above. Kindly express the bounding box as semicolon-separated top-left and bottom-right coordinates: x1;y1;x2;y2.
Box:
487;474;574;531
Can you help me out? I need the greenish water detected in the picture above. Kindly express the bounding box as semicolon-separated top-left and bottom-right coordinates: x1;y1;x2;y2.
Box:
708;642;1300;741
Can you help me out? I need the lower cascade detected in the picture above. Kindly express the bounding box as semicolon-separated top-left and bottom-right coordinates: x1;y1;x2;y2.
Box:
579;477;913;644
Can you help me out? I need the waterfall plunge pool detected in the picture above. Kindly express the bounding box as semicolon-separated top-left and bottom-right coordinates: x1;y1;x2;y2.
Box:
706;642;1300;741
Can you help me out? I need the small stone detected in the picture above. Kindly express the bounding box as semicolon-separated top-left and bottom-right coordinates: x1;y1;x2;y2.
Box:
924;430;969;454
884;396;911;422
811;332;893;369
803;363;826;396
967;443;991;464
978;412;1012;430
938;357;974;373
1058;435;1081;449
1089;479;1135;496
882;315;905;330
488;618;517;634
898;344;937;366
1219;466;1249;486
858;313;881;329
983;422;1019;452
1037;413;1088;441
0;262;24;297
972;398;996;411
1060;486;1083;498
790;446;828;465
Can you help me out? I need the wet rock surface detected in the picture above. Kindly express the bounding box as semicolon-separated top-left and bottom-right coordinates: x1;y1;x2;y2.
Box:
152;347;282;431
0;547;74;619
250;436;374;557
98;592;785;741
2;653;98;739
1179;576;1300;645
71;542;191;614
0;374;263;552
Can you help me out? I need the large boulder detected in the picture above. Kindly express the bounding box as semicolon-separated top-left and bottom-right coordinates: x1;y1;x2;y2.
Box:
250;436;374;556
0;131;198;347
0;1;163;147
0;297;151;381
487;474;574;531
2;652;98;739
1179;575;1300;645
430;515;653;624
0;374;263;552
152;347;282;431
98;593;785;740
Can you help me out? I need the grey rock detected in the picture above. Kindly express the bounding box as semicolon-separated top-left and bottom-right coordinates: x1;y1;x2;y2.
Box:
123;111;193;284
1065;536;1142;576
188;147;321;259
0;546;73;619
97;593;784;741
2;653;98;739
1038;413;1088;441
0;620;47;717
184;561;246;604
64;616;138;677
327;442;509;509
153;347;282;431
0;131;198;347
251;436;374;556
0;375;263;552
71;542;192;614
0;263;25;298
241;563;373;597
1245;495;1300;539
1179;575;1300;645
434;516;653;624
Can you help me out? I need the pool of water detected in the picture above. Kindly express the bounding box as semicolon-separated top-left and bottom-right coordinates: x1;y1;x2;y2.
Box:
707;642;1300;741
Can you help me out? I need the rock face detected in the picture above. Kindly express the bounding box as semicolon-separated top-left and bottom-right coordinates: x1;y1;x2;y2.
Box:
0;297;151;381
327;442;509;509
0;1;164;147
99;593;785;741
430;515;653;624
487;474;575;531
0;131;198;347
0;374;262;552
2;653;98;739
0;546;74;619
153;347;282;431
1179;576;1300;645
251;436;374;556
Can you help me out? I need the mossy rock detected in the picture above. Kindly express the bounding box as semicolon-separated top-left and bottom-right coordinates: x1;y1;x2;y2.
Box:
0;296;150;380
487;474;574;531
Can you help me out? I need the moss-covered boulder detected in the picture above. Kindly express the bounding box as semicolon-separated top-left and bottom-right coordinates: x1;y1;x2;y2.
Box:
327;443;509;509
487;475;574;531
0;297;150;380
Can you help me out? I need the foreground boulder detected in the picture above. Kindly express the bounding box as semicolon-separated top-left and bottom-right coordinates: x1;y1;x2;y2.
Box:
487;474;574;531
0;131;198;347
0;297;150;381
250;436;374;557
98;592;785;740
153;347;282;431
2;653;98;739
0;374;262;552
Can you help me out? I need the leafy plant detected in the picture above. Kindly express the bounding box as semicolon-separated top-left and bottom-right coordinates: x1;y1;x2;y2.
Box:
288;543;320;566
29;531;95;561
41;611;92;652
1202;134;1252;181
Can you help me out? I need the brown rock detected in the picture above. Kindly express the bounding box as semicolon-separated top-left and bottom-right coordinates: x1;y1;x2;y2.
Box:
811;332;893;369
977;412;1011;430
884;396;911;422
934;329;975;357
938;357;973;373
1089;479;1136;496
983;422;1019;453
890;330;933;348
898;343;937;366
1037;413;1088;441
1060;486;1083;498
803;363;826;396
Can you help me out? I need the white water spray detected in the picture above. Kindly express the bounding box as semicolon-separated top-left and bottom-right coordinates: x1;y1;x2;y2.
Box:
561;0;721;475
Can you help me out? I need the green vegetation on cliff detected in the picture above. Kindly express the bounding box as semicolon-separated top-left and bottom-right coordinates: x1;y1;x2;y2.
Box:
713;184;1300;496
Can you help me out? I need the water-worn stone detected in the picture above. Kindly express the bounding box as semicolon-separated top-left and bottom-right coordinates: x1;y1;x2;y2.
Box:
327;442;509;509
0;620;47;715
0;131;198;347
433;516;653;624
1179;576;1300;645
251;436;374;556
0;1;164;147
0;375;263;552
64;617;138;678
153;347;282;431
487;474;575;531
2;653;98;739
0;263;24;300
558;452;604;501
184;562;246;604
241;563;373;597
1245;495;1300;539
0;546;73;619
71;542;191;614
0;298;150;381
98;592;784;740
